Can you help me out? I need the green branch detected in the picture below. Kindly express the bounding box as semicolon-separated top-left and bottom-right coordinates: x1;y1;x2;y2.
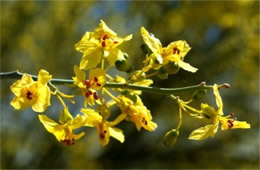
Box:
0;70;229;95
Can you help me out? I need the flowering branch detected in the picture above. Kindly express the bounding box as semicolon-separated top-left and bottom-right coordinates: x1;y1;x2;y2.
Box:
0;70;229;95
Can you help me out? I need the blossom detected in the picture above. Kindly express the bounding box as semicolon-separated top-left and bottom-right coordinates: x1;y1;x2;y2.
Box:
38;107;86;146
189;84;250;140
75;20;132;70
117;95;157;131
72;65;106;107
81;108;124;146
10;69;52;113
141;27;198;73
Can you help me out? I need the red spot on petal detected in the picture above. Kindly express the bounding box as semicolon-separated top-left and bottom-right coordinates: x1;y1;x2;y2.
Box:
114;41;118;44
94;77;98;82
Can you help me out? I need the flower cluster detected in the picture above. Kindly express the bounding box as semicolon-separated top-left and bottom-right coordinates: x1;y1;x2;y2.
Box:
10;20;250;147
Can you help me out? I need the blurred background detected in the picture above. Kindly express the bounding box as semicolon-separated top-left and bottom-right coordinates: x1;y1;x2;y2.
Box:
1;0;259;169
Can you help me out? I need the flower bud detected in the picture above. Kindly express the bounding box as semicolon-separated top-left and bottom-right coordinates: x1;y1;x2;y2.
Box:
115;59;132;73
192;90;207;100
59;107;73;124
141;44;149;54
161;62;180;74
157;68;168;80
163;129;179;147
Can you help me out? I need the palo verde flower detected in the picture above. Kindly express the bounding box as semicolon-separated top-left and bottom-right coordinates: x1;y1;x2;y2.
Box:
73;65;106;107
141;27;198;73
81;108;124;146
10;69;52;113
189;84;250;140
75;20;132;70
117;95;157;131
38;106;86;146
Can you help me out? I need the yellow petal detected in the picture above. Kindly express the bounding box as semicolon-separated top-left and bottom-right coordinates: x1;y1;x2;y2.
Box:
72;65;86;88
10;74;34;96
37;69;52;86
108;127;125;143
189;124;218;140
141;27;162;54
70;114;87;129
213;84;223;115
38;114;64;141
10;97;28;110
178;60;198;73
106;48;124;66
221;119;251;131
74;32;96;53
99;20;117;37
81;108;102;126
80;49;102;70
32;86;51;113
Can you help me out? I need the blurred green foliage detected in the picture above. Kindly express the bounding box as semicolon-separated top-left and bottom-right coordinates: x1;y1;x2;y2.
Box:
1;1;259;169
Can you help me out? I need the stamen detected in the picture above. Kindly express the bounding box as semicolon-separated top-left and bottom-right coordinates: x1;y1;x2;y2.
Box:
227;119;234;129
85;80;91;88
104;130;107;133
173;47;180;55
26;91;33;100
101;41;106;47
94;77;98;82
102;34;109;40
99;133;105;139
93;92;99;100
96;83;101;87
85;91;92;98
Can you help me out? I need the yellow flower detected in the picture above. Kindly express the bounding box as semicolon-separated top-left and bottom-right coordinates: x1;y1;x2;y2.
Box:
81;108;124;146
141;27;198;73
118;95;157;131
75;20;132;70
38;107;86;146
72;65;106;107
10;69;52;113
189;84;250;140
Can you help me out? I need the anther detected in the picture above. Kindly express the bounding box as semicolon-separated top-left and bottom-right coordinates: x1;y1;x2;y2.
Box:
102;34;109;40
93;92;99;100
85;80;91;88
85;91;92;98
99;133;105;139
26;91;33;100
94;77;98;82
101;41;106;47
96;83;101;87
228;119;234;128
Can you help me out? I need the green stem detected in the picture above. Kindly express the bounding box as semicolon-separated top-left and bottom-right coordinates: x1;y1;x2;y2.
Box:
0;70;227;95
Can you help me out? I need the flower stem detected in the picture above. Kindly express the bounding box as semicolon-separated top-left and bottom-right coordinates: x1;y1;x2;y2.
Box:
0;70;229;95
